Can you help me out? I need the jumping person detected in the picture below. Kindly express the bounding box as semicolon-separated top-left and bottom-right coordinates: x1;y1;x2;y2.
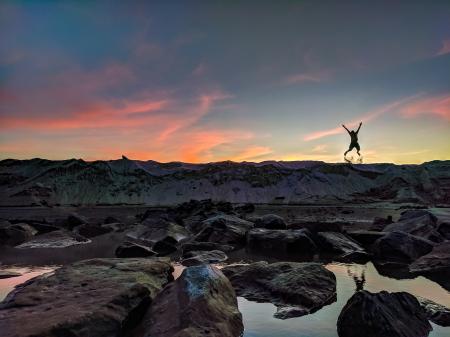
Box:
343;122;362;157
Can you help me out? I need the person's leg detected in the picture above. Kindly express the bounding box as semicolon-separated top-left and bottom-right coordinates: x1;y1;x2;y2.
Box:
355;143;361;156
345;144;354;156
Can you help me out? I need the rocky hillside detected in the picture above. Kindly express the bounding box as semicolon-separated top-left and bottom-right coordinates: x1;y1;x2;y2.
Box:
0;157;449;206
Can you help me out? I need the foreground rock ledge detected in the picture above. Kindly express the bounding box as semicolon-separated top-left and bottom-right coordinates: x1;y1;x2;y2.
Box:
0;258;173;337
337;290;432;337
137;264;243;337
222;261;336;319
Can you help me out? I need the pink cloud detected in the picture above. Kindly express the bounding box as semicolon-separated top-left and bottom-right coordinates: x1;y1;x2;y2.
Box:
437;39;450;56
401;94;450;120
281;70;332;85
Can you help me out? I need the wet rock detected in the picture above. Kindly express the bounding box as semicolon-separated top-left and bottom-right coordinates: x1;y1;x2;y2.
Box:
64;214;89;230
317;232;369;262
437;222;450;240
346;230;386;246
384;211;443;243
29;223;59;234
369;216;393;231
15;229;90;248
0;258;173;337
181;250;228;266
247;228;317;255
337;290;432;337
194;214;253;246
0;222;36;246
73;223;112;238
254;214;287;229
222;261;336;319
417;296;450;327
372;230;434;263
0;271;21;279
139;264;243;337
181;241;235;255
115;242;156;258
409;241;450;275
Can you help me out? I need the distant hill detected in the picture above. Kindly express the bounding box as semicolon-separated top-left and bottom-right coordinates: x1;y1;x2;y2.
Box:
0;158;449;206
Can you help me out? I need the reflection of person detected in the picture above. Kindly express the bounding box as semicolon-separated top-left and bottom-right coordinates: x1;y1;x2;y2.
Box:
342;122;362;156
347;265;366;292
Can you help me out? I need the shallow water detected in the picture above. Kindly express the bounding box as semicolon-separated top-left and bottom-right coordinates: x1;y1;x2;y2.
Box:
1;262;449;337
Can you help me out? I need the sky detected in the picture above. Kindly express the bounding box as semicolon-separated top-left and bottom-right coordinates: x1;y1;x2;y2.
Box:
0;0;449;164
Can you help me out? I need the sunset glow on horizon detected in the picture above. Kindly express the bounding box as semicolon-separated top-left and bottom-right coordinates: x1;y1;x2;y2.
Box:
1;1;449;164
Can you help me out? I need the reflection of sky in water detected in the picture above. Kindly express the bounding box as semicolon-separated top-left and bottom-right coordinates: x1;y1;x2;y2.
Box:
240;262;450;337
0;262;449;337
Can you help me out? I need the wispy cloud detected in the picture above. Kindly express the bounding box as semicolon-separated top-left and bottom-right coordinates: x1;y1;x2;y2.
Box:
437;39;450;56
280;70;332;85
400;94;450;121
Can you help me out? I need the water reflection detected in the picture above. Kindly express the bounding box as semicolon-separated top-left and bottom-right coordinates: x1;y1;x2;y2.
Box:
240;262;450;337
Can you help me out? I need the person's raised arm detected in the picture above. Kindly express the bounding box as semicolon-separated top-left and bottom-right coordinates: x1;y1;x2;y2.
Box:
342;124;350;133
356;122;362;133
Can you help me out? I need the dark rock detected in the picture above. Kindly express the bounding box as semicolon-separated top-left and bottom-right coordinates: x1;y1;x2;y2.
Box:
138;264;243;337
346;230;386;246
437;222;450;240
15;229;90;248
181;250;228;266
372;230;434;263
115;242;156;258
290;221;345;233
254;214;287;229
337;290;432;337
384;211;443;243
73;223;112;238
181;241;235;255
247;228;317;255
64;214;88;230
234;203;255;214
222;261;336;319
194;214;253;246
29;223;59;234
0;271;21;279
409;241;450;275
0;222;36;246
417;296;450;327
369;216;393;231
103;216;121;224
316;232;369;262
102;222;129;232
0;258;173;337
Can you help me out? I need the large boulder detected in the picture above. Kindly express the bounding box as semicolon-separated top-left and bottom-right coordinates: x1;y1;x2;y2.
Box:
115;242;156;258
0;258;173;337
0;271;21;279
194;214;253;246
222;261;336;319
369;216;393;231
181;250;228;267
409;241;450;275
138;264;243;337
0;222;36;246
254;214;287;229
337;290;432;337
372;230;434;263
73;223;112;238
417;296;450;327
63;214;89;230
384;210;443;243
346;230;386;246
181;241;234;255
437;222;450;240
316;232;369;262
15;229;90;248
247;228;317;255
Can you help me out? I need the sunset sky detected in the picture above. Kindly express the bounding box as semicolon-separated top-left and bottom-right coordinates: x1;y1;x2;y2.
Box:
1;1;449;164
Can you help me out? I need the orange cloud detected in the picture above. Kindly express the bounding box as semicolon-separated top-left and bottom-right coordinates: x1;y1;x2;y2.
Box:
400;94;450;120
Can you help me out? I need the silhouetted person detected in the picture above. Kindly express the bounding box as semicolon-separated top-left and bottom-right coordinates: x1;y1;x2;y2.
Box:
343;122;362;156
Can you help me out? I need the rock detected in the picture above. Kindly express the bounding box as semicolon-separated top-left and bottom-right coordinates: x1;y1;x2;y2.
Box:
346;230;386;246
64;214;89;229
102;222;129;232
234;203;255;214
15;229;90;248
317;232;369;262
115;242;156;258
194;214;253;246
181;250;228;266
372;230;434;263
222;261;336;319
409;241;450;275
437;222;450;240
139;264;243;337
384;211;443;243
337;290;432;337
254;214;287;229
417;296;450;327
369;216;393;231
104;216;120;224
73;223;112;238
0;258;173;337
181;241;235;254
247;228;317;255
0;222;36;246
0;271;21;279
290;221;345;233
